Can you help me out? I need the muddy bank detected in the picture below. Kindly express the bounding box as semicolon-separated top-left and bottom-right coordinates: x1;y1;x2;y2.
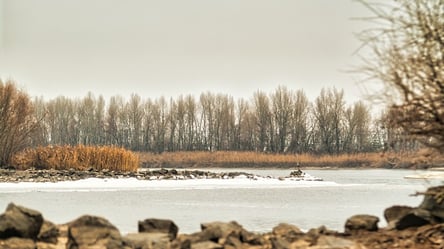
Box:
1;185;444;248
0;168;319;183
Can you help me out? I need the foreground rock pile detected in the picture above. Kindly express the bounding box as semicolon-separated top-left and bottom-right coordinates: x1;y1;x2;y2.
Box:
1;186;444;248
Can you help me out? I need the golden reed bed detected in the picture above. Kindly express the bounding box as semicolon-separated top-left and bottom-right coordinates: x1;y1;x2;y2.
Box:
12;145;139;172
9;146;441;171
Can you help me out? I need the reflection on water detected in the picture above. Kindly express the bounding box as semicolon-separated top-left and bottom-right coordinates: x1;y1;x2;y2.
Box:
0;169;440;233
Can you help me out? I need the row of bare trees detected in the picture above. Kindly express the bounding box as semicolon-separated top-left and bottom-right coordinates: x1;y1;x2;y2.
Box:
1;78;422;166
30;86;395;154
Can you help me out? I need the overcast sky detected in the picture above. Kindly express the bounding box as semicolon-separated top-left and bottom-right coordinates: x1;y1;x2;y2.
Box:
0;0;373;103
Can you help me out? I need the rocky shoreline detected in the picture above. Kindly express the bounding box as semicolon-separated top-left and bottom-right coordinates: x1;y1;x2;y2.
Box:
0;168;319;183
1;186;444;248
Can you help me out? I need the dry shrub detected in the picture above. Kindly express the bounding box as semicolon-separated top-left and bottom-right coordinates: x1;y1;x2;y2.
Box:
137;151;390;168
12;145;139;172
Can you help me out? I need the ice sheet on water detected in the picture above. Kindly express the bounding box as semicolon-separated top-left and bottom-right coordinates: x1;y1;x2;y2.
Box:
0;176;340;193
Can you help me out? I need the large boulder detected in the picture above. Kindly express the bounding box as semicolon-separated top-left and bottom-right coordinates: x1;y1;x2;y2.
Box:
344;215;379;234
0;203;44;239
0;237;36;249
67;215;128;249
393;208;432;230
384;205;414;229
180;221;261;248
138;218;178;240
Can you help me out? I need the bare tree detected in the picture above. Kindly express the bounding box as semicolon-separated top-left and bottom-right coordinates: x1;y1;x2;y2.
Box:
184;95;197;150
343;101;372;152
200;92;215;151
288;90;310;153
253;91;272;152
105;96;121;146
313;88;345;154
357;0;444;151
127;94;144;150
271;86;293;152
0;80;40;166
46;96;78;145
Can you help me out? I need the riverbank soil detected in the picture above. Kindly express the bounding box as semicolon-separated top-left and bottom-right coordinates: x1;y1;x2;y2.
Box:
0;186;443;248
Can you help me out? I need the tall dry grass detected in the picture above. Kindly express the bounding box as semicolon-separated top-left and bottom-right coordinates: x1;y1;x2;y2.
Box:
12;145;139;172
137;151;440;169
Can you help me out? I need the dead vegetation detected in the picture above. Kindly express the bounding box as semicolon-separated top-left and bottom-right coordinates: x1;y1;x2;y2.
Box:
137;150;444;169
11;145;139;172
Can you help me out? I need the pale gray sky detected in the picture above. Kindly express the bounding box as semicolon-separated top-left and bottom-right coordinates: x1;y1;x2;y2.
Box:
0;0;373;103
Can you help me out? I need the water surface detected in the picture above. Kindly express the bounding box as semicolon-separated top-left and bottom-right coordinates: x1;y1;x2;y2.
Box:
0;169;440;234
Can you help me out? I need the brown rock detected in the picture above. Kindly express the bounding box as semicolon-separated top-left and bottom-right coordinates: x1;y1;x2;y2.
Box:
0;237;36;249
123;232;171;249
0;203;44;239
272;223;303;242
289;239;311;249
198;221;244;243
395;208;432;230
384;205;414;229
418;185;444;220
312;235;365;249
138;218;179;240
306;225;337;238
67;215;128;249
344;215;379;234
224;235;243;249
38;220;59;244
191;241;222;249
270;237;290;249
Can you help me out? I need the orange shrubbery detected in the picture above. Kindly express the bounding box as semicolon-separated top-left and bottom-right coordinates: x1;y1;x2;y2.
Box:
137;151;441;169
12;145;139;172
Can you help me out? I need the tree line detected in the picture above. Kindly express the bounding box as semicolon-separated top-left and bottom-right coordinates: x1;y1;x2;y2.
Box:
29;85;398;154
2;79;420;165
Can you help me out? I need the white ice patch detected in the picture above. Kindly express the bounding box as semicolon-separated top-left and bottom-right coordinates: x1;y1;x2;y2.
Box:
0;177;339;193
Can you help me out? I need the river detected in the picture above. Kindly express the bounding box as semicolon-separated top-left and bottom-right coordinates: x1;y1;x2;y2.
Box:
0;169;441;234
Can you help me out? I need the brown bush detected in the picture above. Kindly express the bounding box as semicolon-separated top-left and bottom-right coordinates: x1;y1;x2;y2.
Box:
0;80;40;166
12;145;139;172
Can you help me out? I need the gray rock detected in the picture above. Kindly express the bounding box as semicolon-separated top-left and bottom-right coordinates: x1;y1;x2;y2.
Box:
344;214;379;234
138;218;179;240
0;237;36;249
0;203;44;239
123;232;170;249
67;215;128;249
